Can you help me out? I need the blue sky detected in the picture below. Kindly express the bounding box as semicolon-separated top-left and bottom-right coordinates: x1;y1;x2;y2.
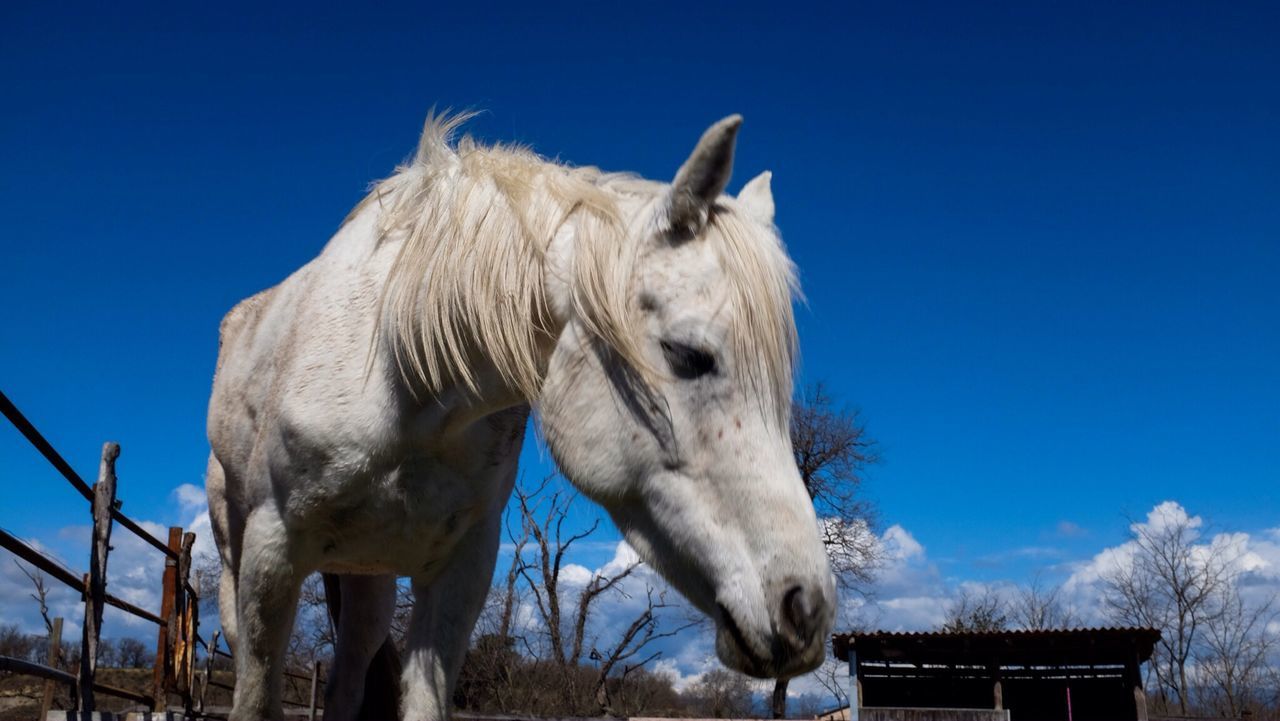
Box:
2;0;1278;663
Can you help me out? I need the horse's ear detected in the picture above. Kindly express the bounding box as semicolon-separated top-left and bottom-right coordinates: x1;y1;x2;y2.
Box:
666;114;742;235
738;171;775;224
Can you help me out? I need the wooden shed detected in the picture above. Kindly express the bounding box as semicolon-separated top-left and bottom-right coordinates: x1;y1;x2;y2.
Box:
831;627;1161;721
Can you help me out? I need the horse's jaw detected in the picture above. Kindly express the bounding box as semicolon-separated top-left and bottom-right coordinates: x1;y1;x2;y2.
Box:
607;475;835;681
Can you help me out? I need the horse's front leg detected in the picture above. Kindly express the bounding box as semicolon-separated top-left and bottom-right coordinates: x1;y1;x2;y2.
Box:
230;507;305;721
400;510;505;720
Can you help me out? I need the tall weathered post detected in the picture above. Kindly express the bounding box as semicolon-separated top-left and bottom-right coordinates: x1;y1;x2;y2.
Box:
40;617;63;721
153;526;182;711
176;531;196;716
79;442;119;713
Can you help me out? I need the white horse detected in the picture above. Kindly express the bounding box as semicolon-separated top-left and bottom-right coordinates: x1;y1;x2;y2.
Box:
206;113;835;721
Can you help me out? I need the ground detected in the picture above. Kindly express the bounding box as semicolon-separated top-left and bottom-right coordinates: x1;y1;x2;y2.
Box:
0;668;310;720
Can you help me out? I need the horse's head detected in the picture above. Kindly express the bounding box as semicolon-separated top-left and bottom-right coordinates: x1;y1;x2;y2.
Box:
539;116;835;679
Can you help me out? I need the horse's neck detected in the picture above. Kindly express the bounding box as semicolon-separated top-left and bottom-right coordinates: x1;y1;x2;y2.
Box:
336;177;638;430
361;212;565;429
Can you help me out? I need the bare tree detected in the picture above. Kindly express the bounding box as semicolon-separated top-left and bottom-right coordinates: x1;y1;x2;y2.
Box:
512;476;693;714
95;637;118;667
1011;574;1078;630
941;586;1009;633
811;656;849;711
792;383;881;588
515;476;613;668
1198;580;1278;718
459;519;535;714
1100;512;1236;715
386;580;415;650
286;573;335;672
16;561;56;635
683;668;758;718
117;637;153;668
590;586;698;714
497;510;532;642
774;384;879;718
0;624;38;662
192;552;222;620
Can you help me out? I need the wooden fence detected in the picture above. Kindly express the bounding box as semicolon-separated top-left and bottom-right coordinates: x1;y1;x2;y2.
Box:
0;389;321;719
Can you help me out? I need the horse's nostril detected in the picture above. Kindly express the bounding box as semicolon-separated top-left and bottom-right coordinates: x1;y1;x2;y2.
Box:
781;584;817;646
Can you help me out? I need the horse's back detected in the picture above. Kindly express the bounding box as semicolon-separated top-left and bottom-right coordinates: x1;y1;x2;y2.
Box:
207;281;288;464
216;286;277;370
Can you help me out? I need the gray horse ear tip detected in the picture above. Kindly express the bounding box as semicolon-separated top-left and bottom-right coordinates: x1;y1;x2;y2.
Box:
703;115;743;139
693;116;742;154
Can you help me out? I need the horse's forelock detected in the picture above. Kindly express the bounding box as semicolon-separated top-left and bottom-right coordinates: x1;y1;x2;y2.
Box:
703;205;800;426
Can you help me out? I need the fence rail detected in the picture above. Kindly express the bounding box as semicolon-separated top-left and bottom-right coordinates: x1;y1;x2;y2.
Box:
0;391;176;559
0;390;205;717
0;527;166;625
0;388;326;719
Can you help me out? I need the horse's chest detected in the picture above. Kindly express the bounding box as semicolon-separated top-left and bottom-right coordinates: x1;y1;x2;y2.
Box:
298;453;498;578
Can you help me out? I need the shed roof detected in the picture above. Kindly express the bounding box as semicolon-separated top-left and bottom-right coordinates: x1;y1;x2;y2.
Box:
832;627;1160;666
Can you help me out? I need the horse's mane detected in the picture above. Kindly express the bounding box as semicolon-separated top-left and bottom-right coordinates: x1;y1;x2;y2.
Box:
358;112;798;422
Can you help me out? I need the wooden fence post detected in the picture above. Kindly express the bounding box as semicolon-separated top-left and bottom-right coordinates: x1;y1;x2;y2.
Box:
176;531;195;717
199;629;220;715
79;441;119;713
308;660;321;721
40;617;63;721
153;526;182;711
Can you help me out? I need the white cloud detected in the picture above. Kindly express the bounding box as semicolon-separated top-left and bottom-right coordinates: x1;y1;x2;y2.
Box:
1055;520;1088;538
1142;500;1202;535
881;524;924;561
173;483;206;514
1060;501;1280;626
559;563;594;587
0;482;219;640
601;538;642;575
649;658;692;691
865;524;944;610
0;544;85;635
849;501;1280;642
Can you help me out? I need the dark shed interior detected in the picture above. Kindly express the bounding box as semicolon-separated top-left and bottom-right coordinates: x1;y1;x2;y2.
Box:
832;628;1161;721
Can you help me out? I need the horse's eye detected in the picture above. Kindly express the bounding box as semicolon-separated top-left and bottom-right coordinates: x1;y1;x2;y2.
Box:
661;340;717;380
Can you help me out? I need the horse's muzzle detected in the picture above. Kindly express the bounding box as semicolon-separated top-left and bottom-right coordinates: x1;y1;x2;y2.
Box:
716;579;833;679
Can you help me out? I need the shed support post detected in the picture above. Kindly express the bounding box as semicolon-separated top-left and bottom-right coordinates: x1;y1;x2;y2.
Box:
1131;649;1149;721
847;649;859;721
991;663;1003;711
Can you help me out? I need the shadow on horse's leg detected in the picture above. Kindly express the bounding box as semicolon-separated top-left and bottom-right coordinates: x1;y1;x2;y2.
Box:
323;573;403;720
